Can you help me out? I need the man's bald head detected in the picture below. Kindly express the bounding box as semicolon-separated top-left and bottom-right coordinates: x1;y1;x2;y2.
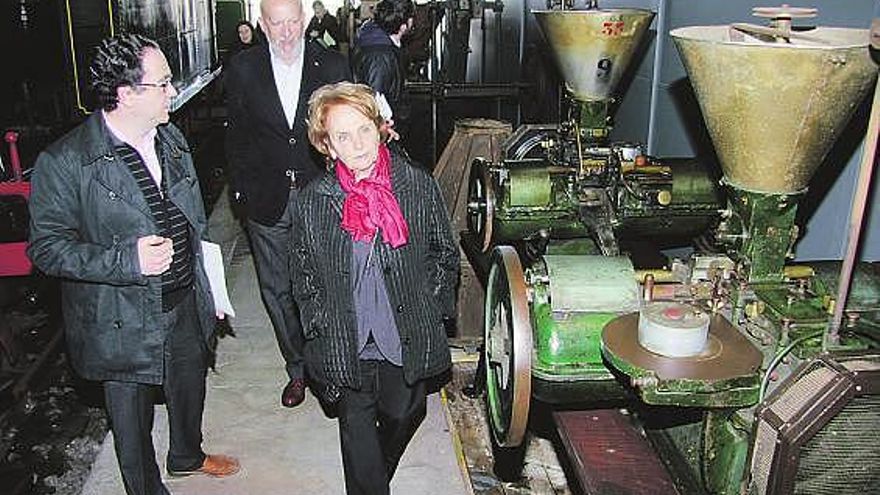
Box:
260;0;305;63
261;0;302;18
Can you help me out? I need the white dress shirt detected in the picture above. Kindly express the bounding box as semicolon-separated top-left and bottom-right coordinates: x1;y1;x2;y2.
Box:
269;43;305;129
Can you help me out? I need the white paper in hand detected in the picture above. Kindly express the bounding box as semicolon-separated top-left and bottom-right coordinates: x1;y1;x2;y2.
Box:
375;92;393;120
200;241;236;317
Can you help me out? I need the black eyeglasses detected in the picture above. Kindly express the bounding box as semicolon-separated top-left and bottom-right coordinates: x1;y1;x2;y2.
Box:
135;79;174;91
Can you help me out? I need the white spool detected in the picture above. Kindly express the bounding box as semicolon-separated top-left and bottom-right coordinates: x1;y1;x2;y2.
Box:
638;302;710;357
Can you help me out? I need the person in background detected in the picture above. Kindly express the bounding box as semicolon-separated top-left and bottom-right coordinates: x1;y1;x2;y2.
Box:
351;0;415;147
335;0;358;54
306;0;342;50
236;20;258;49
292;82;458;495
225;20;258;63
27;33;239;495
224;0;349;409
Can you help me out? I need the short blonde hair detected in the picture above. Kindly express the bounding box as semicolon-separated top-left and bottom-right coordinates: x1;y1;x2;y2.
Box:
307;82;388;156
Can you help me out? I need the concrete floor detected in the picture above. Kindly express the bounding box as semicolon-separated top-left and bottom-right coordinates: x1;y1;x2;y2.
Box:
79;195;472;495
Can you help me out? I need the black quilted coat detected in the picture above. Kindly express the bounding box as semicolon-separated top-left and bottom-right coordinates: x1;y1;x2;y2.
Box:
290;151;458;392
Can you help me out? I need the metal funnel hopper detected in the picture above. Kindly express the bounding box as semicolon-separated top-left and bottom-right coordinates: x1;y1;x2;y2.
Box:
534;9;655;102
671;26;877;194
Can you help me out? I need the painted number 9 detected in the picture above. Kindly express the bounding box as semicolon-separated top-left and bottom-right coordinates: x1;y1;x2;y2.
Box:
597;58;613;78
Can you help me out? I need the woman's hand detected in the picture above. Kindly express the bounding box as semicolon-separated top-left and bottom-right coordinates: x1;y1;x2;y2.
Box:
381;119;400;142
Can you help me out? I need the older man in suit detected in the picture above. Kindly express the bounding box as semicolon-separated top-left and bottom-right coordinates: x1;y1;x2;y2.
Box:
224;0;349;408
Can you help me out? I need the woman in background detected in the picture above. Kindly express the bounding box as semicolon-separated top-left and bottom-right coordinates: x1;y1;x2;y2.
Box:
227;20;258;62
290;82;458;495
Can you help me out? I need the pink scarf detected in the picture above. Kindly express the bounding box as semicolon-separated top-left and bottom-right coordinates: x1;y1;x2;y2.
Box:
336;144;409;248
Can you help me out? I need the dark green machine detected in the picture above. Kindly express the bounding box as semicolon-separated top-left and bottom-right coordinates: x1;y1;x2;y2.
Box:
467;7;726;446
465;6;880;495
467;10;722;257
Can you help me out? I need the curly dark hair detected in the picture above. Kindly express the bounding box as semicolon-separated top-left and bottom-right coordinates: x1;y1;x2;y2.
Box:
373;0;414;35
89;33;160;111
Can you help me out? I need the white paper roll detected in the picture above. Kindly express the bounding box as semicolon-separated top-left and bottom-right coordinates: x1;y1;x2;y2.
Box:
638;302;710;357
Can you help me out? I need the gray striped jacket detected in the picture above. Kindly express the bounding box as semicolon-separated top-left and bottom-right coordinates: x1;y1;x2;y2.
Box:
290;151;459;390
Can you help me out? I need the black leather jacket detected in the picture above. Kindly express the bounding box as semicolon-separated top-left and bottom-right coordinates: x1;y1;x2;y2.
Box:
351;21;410;129
27;114;216;384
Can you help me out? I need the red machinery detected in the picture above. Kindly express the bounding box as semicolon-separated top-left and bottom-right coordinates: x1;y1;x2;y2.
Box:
0;131;32;277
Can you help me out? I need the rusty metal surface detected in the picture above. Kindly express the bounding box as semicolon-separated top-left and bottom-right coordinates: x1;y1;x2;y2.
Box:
554;409;678;495
671;25;877;194
434;119;510;238
603;313;762;381
444;363;573;493
533;10;655;102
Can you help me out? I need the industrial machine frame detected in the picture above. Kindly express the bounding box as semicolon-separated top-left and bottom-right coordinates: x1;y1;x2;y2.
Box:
455;4;880;494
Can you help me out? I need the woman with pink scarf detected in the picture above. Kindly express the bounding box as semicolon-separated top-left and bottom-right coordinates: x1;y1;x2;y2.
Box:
291;82;458;494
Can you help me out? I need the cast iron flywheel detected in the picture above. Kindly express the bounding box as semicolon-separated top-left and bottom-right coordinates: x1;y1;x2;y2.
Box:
484;245;532;448
466;158;495;252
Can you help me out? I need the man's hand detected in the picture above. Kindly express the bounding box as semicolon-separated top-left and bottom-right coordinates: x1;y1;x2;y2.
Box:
137;235;174;275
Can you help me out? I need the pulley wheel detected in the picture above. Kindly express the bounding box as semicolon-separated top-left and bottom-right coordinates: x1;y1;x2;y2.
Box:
484;246;532;448
466;158;495;252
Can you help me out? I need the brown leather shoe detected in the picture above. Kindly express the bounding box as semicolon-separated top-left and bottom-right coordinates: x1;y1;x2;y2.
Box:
168;454;240;477
281;377;306;408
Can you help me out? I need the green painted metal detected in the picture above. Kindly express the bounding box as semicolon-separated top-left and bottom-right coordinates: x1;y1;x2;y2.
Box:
491;156;722;245
545;238;600;255
702;410;751;495
575;99;611;141
756;286;829;325
532;303;617;380
544;255;640;313
720;188;800;283
810;261;880;312
647;416;707;495
492;207;587;241
601;348;760;407
492;166;586;240
508;167;552;206
529;255;637;385
668;159;722;205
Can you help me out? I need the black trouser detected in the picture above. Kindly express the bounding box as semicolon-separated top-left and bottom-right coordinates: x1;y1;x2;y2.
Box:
103;291;208;495
247;190;304;379
338;360;427;495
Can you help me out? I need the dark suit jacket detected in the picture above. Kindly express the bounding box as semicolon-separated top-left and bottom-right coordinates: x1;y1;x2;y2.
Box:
224;42;349;225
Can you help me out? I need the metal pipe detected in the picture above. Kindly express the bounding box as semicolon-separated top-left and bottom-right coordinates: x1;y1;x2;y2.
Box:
646;0;667;155
429;1;438;164
480;4;486;84
828;76;880;345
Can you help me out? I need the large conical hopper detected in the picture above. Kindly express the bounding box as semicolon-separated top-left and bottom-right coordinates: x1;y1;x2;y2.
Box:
534;9;655;102
671;26;877;194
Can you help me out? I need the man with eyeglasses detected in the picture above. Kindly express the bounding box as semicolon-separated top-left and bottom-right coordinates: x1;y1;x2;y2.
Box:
224;0;349;409
28;33;239;495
